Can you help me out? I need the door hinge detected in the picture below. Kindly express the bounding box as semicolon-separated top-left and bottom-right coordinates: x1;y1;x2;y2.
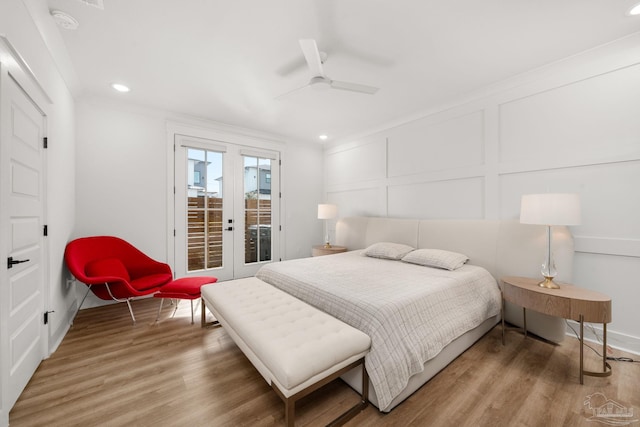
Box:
43;225;48;236
173;229;176;237
279;159;281;166
44;310;55;325
43;137;48;149
279;225;282;231
279;192;282;198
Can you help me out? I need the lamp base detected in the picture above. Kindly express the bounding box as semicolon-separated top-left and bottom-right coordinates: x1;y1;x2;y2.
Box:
538;277;560;289
324;242;332;249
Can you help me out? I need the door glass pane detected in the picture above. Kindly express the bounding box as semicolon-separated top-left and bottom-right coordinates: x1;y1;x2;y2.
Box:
187;148;223;271
244;156;272;264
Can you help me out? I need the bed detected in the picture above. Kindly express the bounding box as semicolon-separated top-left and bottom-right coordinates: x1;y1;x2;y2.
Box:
256;217;574;412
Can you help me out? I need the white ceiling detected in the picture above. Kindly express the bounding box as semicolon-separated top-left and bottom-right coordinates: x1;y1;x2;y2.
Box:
45;0;640;143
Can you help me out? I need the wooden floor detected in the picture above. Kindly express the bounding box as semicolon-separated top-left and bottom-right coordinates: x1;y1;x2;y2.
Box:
10;298;640;427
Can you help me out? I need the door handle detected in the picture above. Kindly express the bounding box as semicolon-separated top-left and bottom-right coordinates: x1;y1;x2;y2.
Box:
7;257;30;269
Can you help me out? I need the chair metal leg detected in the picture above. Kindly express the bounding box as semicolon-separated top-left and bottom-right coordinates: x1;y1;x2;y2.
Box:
125;299;136;325
172;299;179;318
71;285;92;326
156;298;165;322
104;283;137;325
190;299;195;324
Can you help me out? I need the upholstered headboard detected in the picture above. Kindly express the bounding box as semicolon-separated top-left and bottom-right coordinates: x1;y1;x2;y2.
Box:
335;216;575;342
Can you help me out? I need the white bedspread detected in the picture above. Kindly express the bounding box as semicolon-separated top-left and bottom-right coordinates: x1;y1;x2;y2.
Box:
256;250;501;411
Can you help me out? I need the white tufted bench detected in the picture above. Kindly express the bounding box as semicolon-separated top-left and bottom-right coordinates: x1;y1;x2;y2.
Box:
201;277;371;426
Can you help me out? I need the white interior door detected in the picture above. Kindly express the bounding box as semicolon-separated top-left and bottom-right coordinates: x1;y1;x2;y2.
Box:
0;71;47;411
174;136;279;281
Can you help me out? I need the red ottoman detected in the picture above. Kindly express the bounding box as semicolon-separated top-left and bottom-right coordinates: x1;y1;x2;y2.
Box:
154;276;217;326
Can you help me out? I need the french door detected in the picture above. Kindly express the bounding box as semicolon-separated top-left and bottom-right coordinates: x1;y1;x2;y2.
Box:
174;135;279;281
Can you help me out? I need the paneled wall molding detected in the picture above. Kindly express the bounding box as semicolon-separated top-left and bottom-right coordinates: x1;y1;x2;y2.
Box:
325;132;385;155
498;156;640;176
326;179;390;194
327;168;487;194
493;61;640;114
574;236;640;258
330;33;640;150
386;168;486;189
325;33;640;346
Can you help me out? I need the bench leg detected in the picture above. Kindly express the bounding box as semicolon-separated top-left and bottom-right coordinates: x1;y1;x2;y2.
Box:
326;363;369;427
285;398;295;427
200;297;221;328
272;358;368;427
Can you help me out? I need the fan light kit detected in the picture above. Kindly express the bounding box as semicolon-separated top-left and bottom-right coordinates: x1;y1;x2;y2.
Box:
50;10;79;30
277;39;379;99
319;134;329;141
628;2;640;15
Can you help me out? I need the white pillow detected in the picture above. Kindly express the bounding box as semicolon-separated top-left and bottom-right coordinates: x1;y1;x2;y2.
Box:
362;242;415;260
402;248;468;270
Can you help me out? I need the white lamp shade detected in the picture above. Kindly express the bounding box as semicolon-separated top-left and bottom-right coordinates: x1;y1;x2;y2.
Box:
520;193;581;226
317;204;338;219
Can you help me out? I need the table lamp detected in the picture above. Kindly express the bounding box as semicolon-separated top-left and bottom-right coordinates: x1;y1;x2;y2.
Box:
317;204;338;248
520;193;581;289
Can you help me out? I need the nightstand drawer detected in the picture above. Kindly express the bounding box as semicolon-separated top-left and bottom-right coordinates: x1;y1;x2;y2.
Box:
502;283;571;318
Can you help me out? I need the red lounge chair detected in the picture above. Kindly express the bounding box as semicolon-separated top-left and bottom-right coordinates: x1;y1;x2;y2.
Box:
64;236;173;324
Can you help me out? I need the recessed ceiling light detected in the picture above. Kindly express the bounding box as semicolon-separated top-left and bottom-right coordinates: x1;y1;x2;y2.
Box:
319;134;328;141
628;2;640;15
111;83;130;93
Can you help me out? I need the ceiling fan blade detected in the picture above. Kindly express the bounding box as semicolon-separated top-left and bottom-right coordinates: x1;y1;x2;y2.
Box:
275;83;310;100
276;57;307;76
330;80;379;95
299;39;325;77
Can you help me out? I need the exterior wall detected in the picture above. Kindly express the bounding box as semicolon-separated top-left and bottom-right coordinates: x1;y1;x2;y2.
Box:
324;34;640;354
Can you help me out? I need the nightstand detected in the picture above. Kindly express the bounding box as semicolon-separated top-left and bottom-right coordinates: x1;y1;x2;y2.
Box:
500;276;612;384
312;245;347;257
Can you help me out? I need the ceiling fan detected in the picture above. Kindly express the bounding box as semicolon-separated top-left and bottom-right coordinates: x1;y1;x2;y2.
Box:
277;39;379;99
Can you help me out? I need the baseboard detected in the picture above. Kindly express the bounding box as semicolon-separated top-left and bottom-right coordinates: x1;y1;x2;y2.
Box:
565;321;640;356
47;304;76;356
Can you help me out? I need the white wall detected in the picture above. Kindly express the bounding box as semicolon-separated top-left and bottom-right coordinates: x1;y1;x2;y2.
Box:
74;97;324;306
0;0;76;424
325;34;640;354
75;99;168;259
